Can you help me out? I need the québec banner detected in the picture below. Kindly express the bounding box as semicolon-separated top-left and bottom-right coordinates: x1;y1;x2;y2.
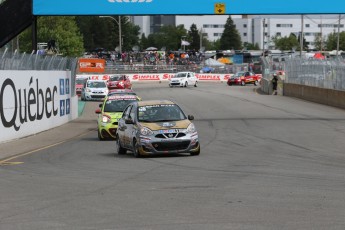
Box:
0;71;77;143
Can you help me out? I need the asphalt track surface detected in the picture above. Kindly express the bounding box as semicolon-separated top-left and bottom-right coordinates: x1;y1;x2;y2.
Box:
1;82;345;230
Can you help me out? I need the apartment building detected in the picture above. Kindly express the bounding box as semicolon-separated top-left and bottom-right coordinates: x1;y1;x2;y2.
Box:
134;15;344;50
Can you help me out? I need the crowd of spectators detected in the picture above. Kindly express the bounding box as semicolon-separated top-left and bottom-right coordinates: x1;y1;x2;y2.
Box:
84;49;205;67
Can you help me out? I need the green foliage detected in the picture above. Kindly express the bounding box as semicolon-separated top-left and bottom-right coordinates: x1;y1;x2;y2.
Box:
20;16;84;57
188;24;200;51
142;25;187;51
243;42;260;50
272;33;299;51
325;31;345;51
219;16;242;50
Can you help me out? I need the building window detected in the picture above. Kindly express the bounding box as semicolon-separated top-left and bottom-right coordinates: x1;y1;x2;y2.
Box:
306;24;310;27
276;32;281;36
243;32;247;36
243;24;247;28
276;24;293;28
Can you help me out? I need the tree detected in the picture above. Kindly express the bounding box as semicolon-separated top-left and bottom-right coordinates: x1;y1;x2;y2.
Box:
77;16;139;52
188;24;200;51
297;34;309;51
272;33;299;51
313;33;324;51
325;31;345;51
243;42;260;50
142;25;187;51
219;16;242;50
20;16;84;57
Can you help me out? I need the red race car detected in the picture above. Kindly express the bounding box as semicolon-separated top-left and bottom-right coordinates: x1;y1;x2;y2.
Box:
75;77;87;96
107;74;132;90
227;71;261;86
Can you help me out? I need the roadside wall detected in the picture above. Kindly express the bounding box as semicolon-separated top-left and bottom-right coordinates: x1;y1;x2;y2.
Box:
283;83;345;109
0;70;78;143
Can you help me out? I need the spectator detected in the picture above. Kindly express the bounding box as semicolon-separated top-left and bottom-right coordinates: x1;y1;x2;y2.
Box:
272;73;278;95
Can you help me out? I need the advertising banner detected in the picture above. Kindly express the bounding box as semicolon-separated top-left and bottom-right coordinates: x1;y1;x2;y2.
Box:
78;58;105;73
77;73;233;82
33;0;345;15
0;71;78;143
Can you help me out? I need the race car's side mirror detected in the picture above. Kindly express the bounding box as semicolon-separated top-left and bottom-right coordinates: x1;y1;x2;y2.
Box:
188;115;194;120
95;108;101;114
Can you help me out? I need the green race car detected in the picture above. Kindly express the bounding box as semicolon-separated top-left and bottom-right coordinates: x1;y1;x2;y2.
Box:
95;94;139;140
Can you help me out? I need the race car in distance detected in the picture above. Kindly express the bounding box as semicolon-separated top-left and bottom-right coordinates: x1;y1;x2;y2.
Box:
169;71;198;87
81;79;108;101
95;95;139;140
107;74;132;90
227;71;262;86
115;100;200;157
75;77;87;96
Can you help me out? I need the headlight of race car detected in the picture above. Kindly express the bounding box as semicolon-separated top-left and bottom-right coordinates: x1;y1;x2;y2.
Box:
119;82;124;86
86;88;91;92
102;115;111;123
140;127;154;136
186;123;196;133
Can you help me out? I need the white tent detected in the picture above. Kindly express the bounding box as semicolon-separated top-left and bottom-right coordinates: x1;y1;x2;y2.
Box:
204;58;225;66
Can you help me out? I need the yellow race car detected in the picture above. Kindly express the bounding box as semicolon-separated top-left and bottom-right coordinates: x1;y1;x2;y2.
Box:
95;94;139;140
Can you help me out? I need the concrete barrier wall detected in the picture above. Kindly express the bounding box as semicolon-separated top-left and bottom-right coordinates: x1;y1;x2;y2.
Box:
283;83;345;109
0;70;78;143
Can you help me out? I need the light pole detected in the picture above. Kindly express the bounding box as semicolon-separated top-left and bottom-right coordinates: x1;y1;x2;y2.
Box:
99;16;122;55
181;35;186;51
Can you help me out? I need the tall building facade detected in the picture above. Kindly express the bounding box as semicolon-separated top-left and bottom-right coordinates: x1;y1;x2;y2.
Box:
134;15;345;50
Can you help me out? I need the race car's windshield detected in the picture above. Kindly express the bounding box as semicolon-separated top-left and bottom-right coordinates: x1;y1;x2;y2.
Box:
138;104;186;122
87;81;106;88
108;92;136;96
76;79;86;84
173;73;187;78
109;75;122;81
233;72;244;77
104;100;137;112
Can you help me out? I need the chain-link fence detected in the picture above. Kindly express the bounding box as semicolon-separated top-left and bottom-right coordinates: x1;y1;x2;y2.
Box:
285;58;345;91
1;49;78;96
261;55;345;91
0;49;77;71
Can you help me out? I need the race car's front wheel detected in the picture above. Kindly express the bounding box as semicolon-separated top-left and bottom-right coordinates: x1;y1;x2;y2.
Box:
132;139;142;158
254;80;258;86
190;146;200;156
241;81;246;86
98;130;104;141
115;136;127;155
184;82;188;87
194;81;198;87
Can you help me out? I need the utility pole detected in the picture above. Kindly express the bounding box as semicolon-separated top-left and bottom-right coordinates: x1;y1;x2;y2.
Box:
300;15;304;57
262;18;266;53
99;16;122;54
320;15;323;52
337;14;341;56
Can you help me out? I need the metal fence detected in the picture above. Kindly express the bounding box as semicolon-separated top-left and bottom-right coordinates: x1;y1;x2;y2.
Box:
285;58;345;91
261;56;345;91
1;49;78;96
0;49;77;71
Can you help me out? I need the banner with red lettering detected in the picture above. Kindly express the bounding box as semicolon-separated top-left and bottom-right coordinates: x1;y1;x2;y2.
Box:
76;73;234;82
